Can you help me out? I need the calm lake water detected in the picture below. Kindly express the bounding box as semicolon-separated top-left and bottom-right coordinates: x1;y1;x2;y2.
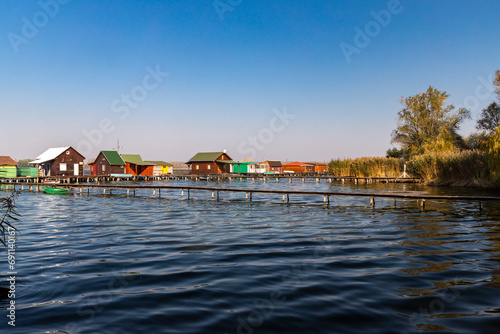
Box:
1;179;500;333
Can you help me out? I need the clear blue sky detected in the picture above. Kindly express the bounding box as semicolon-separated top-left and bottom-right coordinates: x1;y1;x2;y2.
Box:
1;0;499;162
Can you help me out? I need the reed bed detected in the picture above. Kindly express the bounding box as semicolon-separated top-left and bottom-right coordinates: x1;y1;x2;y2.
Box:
328;157;403;177
407;150;494;187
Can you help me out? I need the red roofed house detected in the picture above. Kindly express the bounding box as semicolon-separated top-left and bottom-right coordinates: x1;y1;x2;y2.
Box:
282;161;315;173
0;156;18;178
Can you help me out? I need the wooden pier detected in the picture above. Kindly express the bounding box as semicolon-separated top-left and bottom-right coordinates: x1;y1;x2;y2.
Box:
1;183;498;210
0;173;420;185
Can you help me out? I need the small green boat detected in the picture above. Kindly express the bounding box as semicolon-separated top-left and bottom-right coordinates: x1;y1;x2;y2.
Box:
43;187;69;195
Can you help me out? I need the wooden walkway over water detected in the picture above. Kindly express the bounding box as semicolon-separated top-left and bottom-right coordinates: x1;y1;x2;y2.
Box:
0;173;420;185
1;183;499;210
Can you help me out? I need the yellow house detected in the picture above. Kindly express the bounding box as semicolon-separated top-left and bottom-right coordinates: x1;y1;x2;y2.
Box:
0;156;18;178
145;161;174;175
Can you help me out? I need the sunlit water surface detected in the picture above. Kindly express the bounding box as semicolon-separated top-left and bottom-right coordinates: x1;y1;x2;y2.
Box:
1;180;500;333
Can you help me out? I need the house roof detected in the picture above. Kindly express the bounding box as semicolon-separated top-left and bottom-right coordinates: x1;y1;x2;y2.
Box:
0;156;18;166
102;151;125;165
30;147;70;164
145;160;173;166
306;162;327;166
188;152;231;163
120;154;155;166
216;160;238;164
282;161;314;167
266;160;282;167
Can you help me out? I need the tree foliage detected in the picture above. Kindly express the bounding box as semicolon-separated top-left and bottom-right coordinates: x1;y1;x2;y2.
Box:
488;126;500;183
391;86;470;158
495;70;500;101
17;159;33;168
476;102;500;133
386;147;404;158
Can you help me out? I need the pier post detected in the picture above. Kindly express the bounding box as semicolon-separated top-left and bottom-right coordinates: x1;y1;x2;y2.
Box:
188;189;190;199
282;194;285;203
276;178;279;183
250;193;253;201
103;189;106;195
181;189;184;198
370;197;375;208
159;189;161;198
316;178;319;183
127;189;130;196
153;189;156;197
420;199;425;210
246;193;248;201
212;191;214;200
287;194;289;203
217;191;219;202
289;178;292;183
479;201;483;213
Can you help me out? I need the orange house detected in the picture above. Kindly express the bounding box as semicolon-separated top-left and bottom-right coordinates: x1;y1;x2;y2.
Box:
120;154;155;176
307;162;328;173
282;162;315;173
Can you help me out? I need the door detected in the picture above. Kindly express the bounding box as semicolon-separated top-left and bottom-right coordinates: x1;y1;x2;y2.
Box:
74;164;79;176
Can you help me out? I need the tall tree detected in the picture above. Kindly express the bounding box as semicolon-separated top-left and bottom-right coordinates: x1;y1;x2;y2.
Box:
391;86;470;157
495;70;500;101
476;102;500;133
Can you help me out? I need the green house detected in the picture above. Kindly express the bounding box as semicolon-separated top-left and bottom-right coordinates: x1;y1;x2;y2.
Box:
233;161;253;174
0;156;18;178
17;167;38;177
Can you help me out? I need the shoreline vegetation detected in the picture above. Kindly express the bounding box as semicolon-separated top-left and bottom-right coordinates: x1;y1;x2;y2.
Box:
329;71;500;189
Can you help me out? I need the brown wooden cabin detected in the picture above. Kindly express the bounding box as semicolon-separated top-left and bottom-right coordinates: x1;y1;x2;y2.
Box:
282;161;315;173
90;151;126;176
120;154;155;176
29;147;85;177
186;151;234;174
262;160;283;173
307;162;328;173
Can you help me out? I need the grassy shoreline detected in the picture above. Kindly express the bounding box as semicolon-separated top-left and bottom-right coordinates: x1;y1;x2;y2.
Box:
328;152;500;189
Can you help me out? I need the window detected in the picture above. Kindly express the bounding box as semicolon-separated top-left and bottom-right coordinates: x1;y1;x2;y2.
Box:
66;151;70;155
208;165;211;170
102;165;106;171
60;163;67;171
196;165;199;170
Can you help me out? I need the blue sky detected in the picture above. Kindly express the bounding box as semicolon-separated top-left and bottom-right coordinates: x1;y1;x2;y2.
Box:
1;0;499;162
